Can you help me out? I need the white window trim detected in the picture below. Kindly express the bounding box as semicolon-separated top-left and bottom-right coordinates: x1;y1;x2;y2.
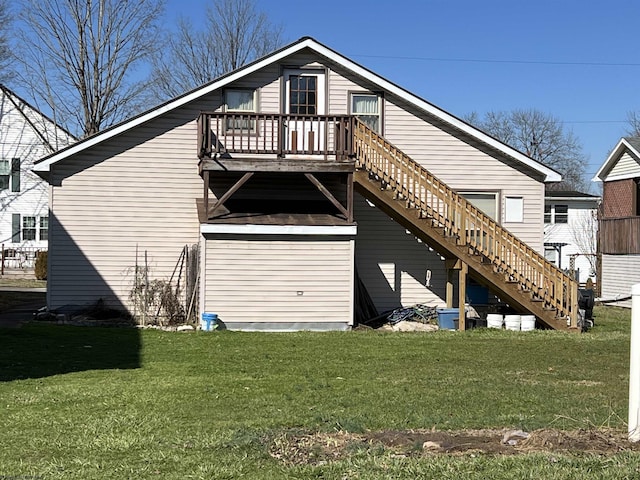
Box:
223;88;257;133
545;204;568;224
350;92;382;133
505;196;524;223
459;191;499;221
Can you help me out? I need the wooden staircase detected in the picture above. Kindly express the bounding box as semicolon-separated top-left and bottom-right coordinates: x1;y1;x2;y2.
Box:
351;120;579;332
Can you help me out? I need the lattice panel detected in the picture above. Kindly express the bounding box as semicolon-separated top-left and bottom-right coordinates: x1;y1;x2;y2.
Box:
603;179;635;218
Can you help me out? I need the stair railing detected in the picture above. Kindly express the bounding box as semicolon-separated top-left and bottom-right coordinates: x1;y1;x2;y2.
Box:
352;120;578;326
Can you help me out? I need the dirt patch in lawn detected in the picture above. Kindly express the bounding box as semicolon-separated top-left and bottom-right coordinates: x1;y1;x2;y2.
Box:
268;428;640;465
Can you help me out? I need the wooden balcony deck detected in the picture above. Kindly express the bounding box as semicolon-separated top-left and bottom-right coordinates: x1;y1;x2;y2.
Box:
197;113;356;173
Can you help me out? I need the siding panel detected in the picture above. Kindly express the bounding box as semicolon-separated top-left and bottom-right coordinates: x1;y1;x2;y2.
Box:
204;234;354;328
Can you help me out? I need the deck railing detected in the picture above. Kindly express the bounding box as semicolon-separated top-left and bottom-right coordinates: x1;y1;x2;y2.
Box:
197;113;354;159
352;120;578;325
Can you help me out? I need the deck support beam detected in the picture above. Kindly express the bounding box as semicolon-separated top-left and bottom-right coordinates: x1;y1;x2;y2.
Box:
208;172;254;219
305;173;352;221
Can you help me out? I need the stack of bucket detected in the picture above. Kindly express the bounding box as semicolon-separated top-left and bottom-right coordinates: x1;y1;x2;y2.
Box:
485;313;536;331
201;312;218;331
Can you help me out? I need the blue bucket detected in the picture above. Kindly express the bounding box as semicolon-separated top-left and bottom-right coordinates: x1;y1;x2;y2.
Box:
201;312;218;331
436;308;459;330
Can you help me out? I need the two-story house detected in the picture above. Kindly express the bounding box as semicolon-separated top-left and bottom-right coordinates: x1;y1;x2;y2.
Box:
33;37;580;330
544;190;599;285
0;85;74;268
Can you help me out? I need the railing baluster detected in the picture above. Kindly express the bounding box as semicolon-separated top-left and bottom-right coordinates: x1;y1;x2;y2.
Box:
351;119;578;325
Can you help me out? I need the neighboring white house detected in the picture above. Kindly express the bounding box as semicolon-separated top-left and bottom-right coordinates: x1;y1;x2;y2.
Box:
33;37;576;330
0;85;74;260
543;190;600;284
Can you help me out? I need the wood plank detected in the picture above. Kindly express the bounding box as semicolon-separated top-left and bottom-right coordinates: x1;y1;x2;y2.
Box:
200;157;355;173
304;173;349;219
209;172;254;218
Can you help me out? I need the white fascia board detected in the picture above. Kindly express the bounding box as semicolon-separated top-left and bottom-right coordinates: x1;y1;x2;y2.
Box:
308;42;561;182
200;223;357;236
545;196;600;202
33;37;560;182
593;138;640;182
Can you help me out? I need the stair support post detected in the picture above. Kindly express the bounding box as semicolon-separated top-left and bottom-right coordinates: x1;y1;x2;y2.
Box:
445;258;467;330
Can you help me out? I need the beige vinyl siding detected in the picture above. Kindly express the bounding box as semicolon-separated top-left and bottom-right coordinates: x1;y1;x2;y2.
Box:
324;62;544;251
601;254;640;302
609;152;640;179
354;194;447;312
204;234;354;327
383;98;545;251
48;94;221;310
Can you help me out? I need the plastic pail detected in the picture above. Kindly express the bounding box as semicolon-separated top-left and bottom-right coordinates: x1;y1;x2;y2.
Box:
487;314;503;329
201;312;218;331
521;315;536;331
504;314;521;331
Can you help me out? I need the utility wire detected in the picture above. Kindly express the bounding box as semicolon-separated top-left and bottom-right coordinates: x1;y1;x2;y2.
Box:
352;54;640;68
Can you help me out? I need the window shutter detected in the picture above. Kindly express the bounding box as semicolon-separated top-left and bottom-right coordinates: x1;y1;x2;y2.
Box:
11;214;20;243
11;158;20;192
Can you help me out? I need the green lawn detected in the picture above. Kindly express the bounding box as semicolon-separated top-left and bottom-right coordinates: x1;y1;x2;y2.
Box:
0;307;637;479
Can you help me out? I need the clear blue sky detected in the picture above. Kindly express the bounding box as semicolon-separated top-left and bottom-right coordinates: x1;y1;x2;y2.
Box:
166;0;640;190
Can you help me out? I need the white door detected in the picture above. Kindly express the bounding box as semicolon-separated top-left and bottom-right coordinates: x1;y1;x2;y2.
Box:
284;69;326;153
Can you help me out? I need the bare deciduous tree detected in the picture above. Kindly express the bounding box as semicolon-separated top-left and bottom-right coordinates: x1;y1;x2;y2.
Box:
626;111;640;137
16;0;164;137
151;0;284;99
0;0;11;79
466;109;589;191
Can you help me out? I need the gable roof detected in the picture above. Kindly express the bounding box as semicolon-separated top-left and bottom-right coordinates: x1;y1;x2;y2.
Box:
593;136;640;182
0;84;76;154
33;36;561;182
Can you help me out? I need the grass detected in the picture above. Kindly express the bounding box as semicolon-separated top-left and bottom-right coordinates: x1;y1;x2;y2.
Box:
0;306;637;479
0;277;46;288
0;278;45;312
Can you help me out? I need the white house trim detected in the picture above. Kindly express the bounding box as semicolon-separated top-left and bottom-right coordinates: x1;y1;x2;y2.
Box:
34;37;560;182
200;223;357;236
593;137;640;182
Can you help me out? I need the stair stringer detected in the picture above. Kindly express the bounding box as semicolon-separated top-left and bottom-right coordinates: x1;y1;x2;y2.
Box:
354;171;574;332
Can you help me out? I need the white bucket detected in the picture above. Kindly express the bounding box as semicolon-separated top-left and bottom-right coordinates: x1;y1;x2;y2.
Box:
504;314;521;331
487;313;503;329
521;315;536;331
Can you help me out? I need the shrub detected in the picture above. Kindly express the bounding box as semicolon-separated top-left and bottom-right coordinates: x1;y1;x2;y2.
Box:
34;250;48;280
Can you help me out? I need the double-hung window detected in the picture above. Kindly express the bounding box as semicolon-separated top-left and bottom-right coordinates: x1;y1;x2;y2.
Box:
22;216;36;241
39;216;49;241
545;204;568;224
11;214;48;243
224;89;256;132
0;158;20;192
351;93;381;132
